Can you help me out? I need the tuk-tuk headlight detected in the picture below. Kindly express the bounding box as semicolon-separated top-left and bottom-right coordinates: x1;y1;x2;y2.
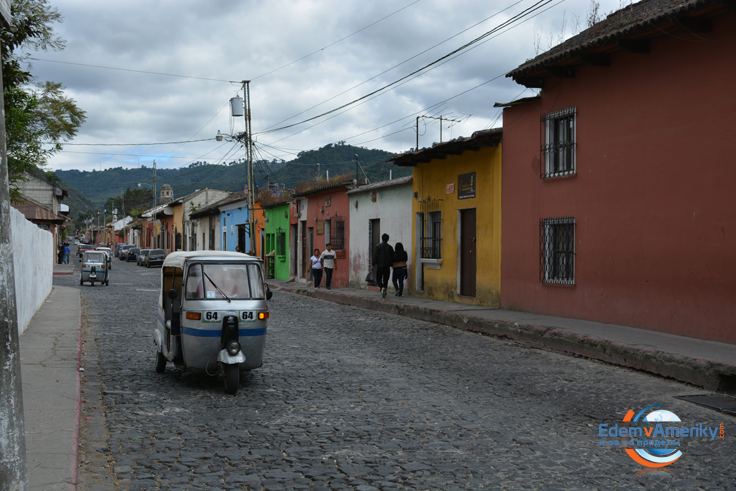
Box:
227;341;241;356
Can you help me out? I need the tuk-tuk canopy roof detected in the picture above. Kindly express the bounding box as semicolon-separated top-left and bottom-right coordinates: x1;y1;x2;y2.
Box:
162;251;261;269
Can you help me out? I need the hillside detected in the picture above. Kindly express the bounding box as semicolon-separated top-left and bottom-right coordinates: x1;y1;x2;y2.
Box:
56;143;410;208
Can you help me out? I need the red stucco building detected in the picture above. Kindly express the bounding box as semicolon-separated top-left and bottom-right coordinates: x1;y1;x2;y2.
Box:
498;0;736;343
294;181;352;289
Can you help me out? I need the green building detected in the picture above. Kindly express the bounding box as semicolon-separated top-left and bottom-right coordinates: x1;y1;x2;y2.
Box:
262;199;291;280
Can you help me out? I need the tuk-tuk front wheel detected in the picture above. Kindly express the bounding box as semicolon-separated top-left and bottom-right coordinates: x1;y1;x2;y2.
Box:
155;350;167;373
224;364;239;394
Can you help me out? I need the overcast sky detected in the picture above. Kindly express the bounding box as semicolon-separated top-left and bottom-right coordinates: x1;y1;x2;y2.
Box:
29;0;624;173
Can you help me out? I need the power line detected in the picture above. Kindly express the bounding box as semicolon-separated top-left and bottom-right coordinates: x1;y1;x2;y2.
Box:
262;0;524;131
255;0;554;137
252;0;422;82
27;57;235;83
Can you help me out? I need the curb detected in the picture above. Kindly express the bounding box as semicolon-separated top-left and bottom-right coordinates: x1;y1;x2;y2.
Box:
275;285;736;394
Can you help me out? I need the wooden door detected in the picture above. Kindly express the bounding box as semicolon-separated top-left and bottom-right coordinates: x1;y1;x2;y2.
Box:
300;222;307;278
460;208;477;297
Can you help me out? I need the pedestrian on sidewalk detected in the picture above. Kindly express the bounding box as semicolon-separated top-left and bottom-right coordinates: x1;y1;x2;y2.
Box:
373;233;394;298
57;244;64;265
310;248;323;288
392;242;408;297
62;243;71;264
320;243;337;290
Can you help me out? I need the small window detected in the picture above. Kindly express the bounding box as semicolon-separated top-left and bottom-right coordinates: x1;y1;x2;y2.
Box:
277;229;286;256
421;211;442;259
541;107;576;178
331;221;345;250
540;217;575;284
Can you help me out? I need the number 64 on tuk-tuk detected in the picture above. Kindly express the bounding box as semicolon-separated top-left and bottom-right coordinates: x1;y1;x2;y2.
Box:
153;251;273;394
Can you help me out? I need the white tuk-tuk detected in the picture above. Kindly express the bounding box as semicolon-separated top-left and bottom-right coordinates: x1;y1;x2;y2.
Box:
153;251;272;394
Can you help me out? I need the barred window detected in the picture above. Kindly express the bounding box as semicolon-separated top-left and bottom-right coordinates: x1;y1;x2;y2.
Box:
331;221;345;250
540;217;575;284
421;211;442;259
541;107;576;178
276;229;286;256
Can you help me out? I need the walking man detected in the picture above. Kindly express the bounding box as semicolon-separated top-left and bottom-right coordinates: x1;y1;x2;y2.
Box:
62;243;71;264
372;233;394;298
320;243;337;290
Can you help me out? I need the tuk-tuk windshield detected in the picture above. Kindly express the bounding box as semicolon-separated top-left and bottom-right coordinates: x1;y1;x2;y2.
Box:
85;252;106;263
185;263;265;300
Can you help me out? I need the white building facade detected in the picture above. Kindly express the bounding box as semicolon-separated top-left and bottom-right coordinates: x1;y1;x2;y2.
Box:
346;176;413;290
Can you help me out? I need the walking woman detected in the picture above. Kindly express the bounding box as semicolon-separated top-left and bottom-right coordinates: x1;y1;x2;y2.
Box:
392;242;408;296
310;248;323;288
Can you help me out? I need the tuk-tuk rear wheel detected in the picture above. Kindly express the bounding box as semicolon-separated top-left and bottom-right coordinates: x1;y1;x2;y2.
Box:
155;350;167;373
79;277;83;286
224;365;239;394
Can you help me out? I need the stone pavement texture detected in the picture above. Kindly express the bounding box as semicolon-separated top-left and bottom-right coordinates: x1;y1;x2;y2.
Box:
19;283;81;490
17;259;736;490
267;279;736;394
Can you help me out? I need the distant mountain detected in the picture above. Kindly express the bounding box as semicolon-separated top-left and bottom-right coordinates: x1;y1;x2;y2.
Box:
55;143;411;208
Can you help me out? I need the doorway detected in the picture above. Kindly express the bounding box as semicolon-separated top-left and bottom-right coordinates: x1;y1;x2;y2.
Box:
300;221;307;278
369;219;380;268
459;208;477;297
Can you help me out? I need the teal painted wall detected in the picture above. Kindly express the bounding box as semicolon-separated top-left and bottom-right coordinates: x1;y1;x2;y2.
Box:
264;203;291;280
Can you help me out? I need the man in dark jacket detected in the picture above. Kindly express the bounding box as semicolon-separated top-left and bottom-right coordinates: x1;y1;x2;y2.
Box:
372;233;394;298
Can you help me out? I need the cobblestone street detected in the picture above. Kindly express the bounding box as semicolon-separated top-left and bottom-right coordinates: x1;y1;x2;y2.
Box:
55;259;735;490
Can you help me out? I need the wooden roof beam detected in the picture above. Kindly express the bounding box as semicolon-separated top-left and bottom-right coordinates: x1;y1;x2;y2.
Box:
547;66;575;78
617;38;650;53
674;15;712;33
579;52;611;66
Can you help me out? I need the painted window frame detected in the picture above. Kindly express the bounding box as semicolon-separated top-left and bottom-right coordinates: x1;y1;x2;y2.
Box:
541;107;576;179
540;217;575;285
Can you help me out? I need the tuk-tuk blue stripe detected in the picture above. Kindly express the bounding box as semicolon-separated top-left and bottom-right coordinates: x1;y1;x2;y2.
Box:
182;326;266;337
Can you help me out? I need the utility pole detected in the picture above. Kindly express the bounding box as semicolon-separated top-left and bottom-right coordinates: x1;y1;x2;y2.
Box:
152;160;157;248
242;80;256;256
417;115;462;148
0;7;30;486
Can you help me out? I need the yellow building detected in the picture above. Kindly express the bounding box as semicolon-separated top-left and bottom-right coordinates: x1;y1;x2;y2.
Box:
390;128;502;306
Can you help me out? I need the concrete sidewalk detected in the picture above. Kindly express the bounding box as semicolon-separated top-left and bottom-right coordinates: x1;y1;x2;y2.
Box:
19;284;81;490
267;278;736;393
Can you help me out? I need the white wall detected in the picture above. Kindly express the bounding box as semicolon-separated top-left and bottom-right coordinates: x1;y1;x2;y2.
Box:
348;179;413;289
11;207;53;335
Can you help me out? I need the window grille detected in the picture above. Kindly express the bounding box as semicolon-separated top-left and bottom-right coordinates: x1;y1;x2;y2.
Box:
420;199;442;259
331;221;345;250
541;107;576;179
276;228;286;256
540;217;575;284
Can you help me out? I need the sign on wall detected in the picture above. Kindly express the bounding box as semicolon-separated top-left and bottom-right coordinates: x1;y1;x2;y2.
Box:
446;183;455;195
316;220;324;235
458;172;476;199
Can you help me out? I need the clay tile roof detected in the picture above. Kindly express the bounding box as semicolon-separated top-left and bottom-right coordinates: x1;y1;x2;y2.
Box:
508;0;725;85
388;128;502;167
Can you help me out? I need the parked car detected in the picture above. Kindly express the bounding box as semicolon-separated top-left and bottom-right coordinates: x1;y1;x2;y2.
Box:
119;245;133;260
126;247;140;262
77;244;95;258
114;243;128;257
137;249;151;266
144;249;166;268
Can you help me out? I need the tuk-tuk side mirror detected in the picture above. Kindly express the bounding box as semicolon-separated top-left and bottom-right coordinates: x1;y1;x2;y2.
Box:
167;289;178;300
266;287;273;301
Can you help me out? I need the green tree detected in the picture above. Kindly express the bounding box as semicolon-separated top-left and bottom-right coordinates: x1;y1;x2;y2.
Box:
1;0;86;202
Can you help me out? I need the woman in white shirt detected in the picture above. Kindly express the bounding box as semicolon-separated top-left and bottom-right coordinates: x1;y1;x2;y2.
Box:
310;248;323;288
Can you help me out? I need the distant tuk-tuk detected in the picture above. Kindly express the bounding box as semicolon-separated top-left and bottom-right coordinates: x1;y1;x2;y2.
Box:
79;250;109;286
153;251;273;394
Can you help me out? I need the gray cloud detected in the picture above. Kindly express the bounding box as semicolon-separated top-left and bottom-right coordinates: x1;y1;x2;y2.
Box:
32;0;623;172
